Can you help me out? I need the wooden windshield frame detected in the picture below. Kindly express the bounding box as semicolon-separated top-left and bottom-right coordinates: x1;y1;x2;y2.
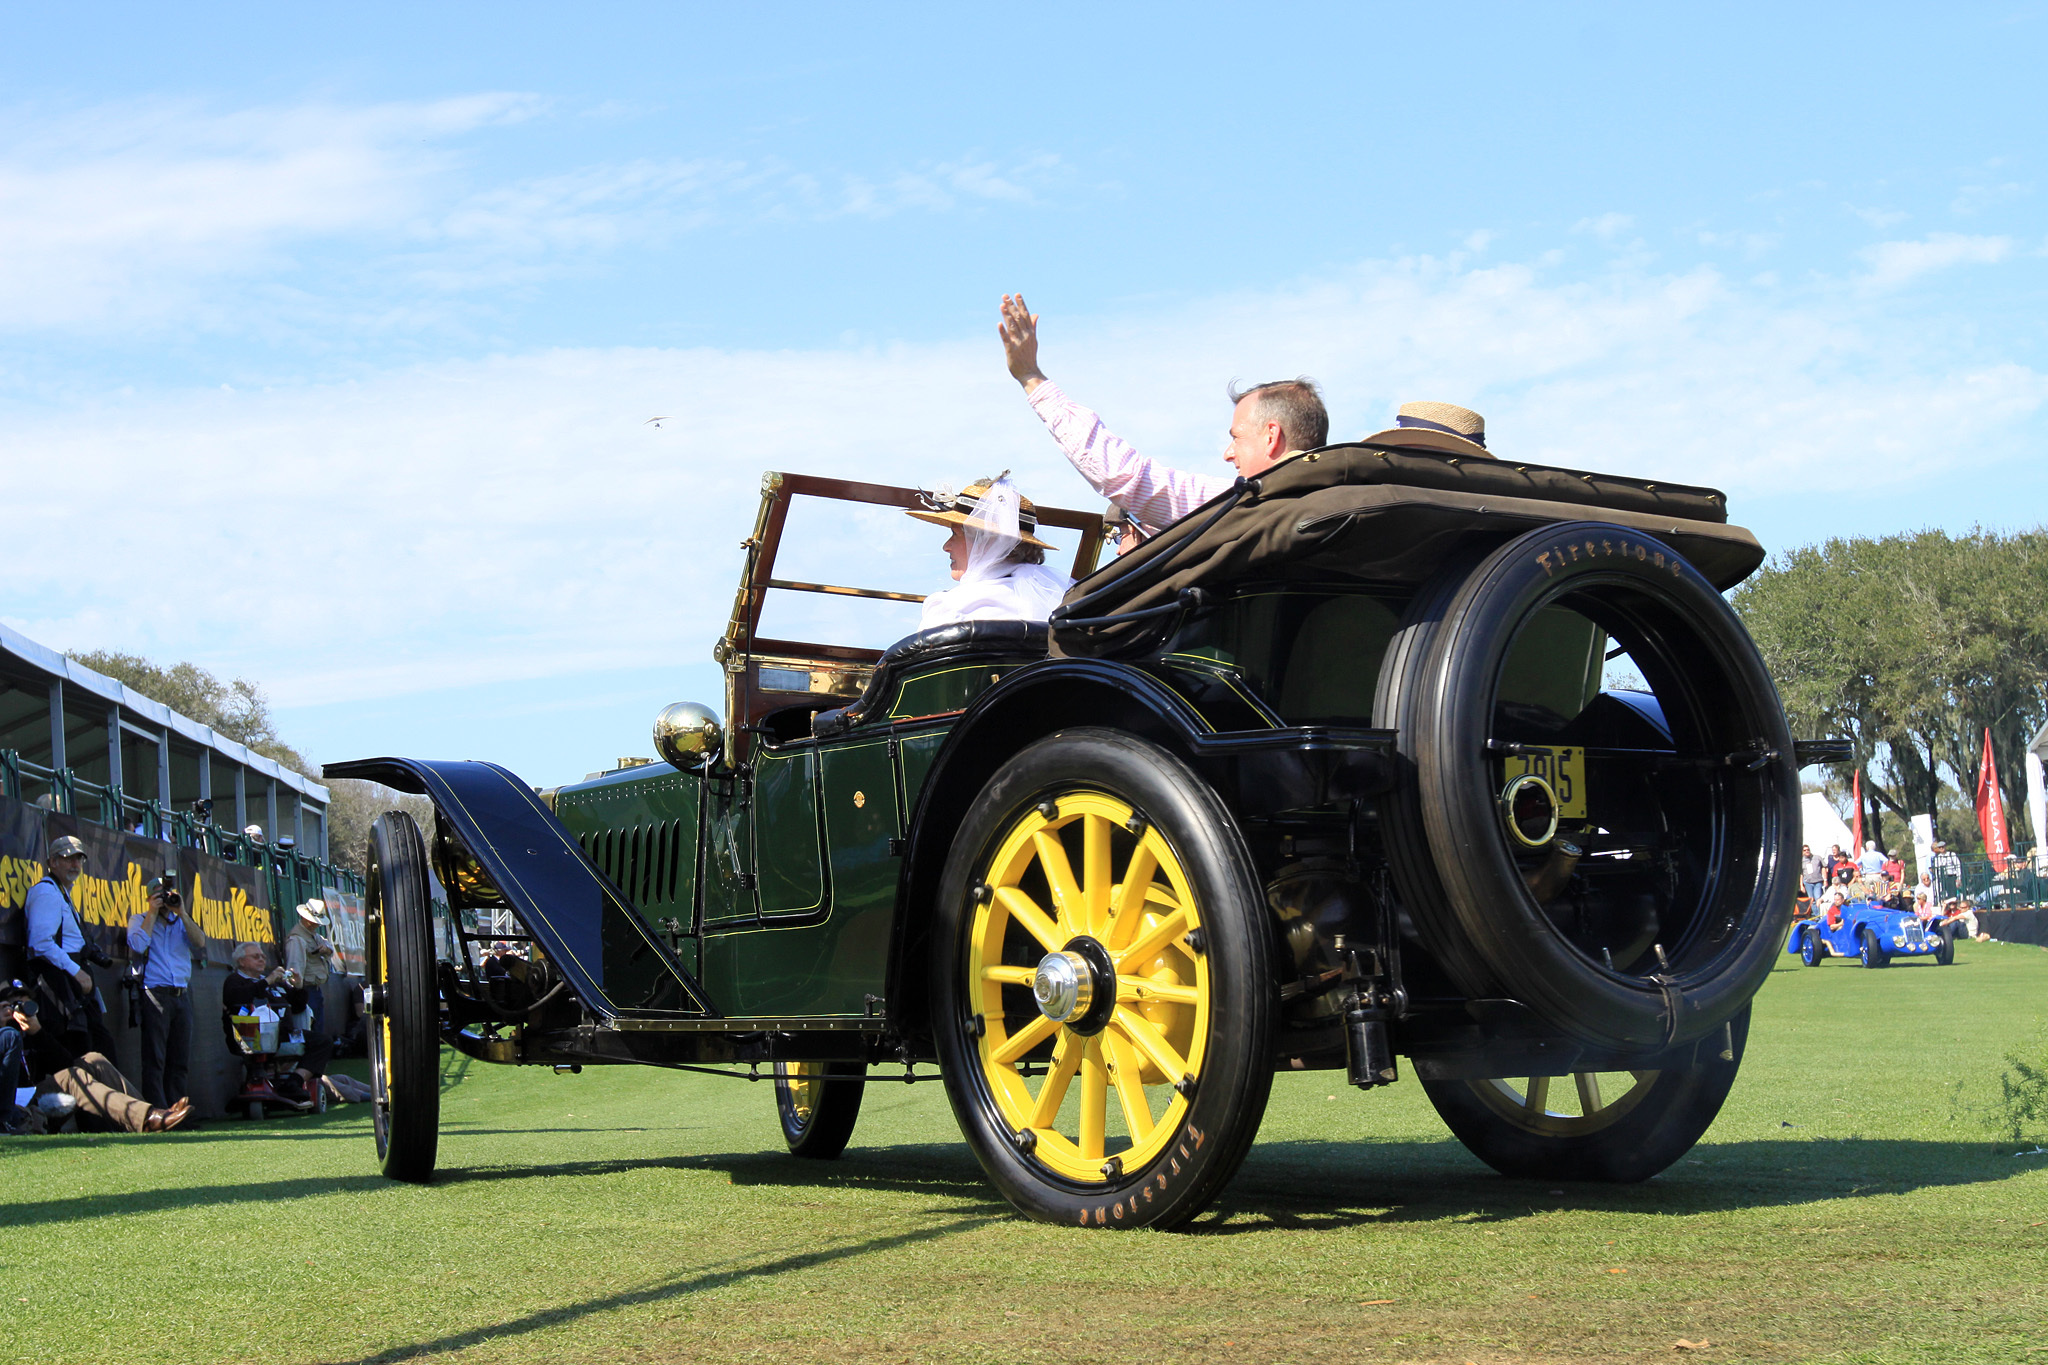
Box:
715;472;1105;763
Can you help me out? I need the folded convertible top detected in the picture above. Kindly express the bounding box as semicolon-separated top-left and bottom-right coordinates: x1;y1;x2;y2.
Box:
1050;442;1764;658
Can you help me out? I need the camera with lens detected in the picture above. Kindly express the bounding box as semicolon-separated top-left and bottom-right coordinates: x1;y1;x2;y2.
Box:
77;942;114;970
160;885;182;910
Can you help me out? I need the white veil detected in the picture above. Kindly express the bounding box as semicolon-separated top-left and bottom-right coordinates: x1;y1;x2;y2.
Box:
917;472;1072;629
959;474;1023;584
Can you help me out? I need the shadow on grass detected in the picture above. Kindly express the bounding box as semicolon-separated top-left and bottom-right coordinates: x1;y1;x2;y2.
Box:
165;1124;364;1142
332;1210;1005;1365
0;1153;693;1228
1191;1135;2043;1233
671;1143;1001;1203
650;1135;2042;1235
437;1126;647;1136
0;1142;997;1231
11;1130;2026;1238
1;1170;401;1227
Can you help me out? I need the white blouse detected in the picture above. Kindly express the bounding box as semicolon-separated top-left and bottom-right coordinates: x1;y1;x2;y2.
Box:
918;561;1073;631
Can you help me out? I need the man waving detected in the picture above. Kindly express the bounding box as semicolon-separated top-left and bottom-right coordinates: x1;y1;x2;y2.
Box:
998;293;1328;537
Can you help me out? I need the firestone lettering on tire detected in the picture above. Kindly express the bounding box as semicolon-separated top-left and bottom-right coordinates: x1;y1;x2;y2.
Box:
1538;537;1685;578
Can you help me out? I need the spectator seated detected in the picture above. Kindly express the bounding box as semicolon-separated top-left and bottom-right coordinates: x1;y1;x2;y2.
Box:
220;940;334;1118
223;993;328;1118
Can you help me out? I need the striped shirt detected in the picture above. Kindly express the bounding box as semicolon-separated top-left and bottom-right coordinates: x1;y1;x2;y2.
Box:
1025;381;1234;535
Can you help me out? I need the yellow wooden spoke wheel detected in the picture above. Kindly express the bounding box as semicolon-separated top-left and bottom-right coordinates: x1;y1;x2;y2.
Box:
933;729;1273;1229
1464;1070;1661;1138
1418;1005;1752;1182
773;1059;866;1159
783;1063;822;1125
969;789;1209;1183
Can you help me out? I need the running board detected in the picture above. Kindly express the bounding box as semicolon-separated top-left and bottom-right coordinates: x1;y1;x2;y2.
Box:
325;756;718;1020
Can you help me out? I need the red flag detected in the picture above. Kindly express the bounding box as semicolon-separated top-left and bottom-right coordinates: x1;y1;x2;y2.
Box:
1977;728;2013;870
1852;770;1864;854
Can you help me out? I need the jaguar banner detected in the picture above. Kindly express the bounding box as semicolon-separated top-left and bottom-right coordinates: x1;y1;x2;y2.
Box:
0;791;274;970
177;845;277;965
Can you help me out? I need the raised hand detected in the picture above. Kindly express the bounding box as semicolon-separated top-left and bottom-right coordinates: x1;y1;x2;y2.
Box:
999;293;1047;392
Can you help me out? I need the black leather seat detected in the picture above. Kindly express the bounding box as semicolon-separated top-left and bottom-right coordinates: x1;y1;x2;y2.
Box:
812;620;1049;737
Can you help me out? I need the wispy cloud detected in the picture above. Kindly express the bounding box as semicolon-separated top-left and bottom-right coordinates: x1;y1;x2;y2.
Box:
1847;204;1907;230
1951;180;2027;216
0;95;1064;332
837;155;1059;216
0;95;540;327
6;250;2042;732
1695;228;1780;258
1573;213;1635;241
427;151;1063;256
1858;231;2012;289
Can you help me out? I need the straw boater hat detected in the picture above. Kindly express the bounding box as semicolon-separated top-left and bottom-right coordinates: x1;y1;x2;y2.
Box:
1360;401;1493;460
906;476;1056;549
296;898;328;927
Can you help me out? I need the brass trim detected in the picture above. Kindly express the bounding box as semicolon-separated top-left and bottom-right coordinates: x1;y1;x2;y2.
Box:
607;1015;883;1033
1499;773;1561;849
768;578;928;605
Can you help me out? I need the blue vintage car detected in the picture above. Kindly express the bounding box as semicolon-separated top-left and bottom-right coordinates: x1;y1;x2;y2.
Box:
1788;901;1952;968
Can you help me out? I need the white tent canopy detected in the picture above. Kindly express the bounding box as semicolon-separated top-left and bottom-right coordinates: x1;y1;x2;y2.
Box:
1801;792;1856;862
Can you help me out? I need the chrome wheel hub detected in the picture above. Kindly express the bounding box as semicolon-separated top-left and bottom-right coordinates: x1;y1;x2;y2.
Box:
1033;949;1093;1024
1032;938;1117;1036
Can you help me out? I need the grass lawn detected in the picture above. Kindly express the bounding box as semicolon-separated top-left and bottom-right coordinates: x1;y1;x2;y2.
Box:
6;940;2046;1365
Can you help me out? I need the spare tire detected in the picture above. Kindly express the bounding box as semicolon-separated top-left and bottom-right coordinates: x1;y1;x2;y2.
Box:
1399;522;1798;1050
1372;550;1498;996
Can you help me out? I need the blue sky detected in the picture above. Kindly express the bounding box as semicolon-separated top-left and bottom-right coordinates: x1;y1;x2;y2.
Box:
4;4;2047;787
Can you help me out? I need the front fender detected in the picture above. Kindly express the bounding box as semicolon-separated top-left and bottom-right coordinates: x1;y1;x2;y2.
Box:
883;658;1392;1034
325;757;717;1020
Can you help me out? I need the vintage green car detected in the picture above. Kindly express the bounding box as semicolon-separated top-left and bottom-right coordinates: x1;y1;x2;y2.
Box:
334;451;1839;1229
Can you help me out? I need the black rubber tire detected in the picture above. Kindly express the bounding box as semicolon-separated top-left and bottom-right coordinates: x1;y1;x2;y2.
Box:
1859;926;1889;969
1799;924;1825;967
1935;925;1956;966
367;811;440;1182
774;1062;866;1159
1373;552;1498;993
930;728;1275;1229
1406;523;1799;1050
1422;1005;1750;1182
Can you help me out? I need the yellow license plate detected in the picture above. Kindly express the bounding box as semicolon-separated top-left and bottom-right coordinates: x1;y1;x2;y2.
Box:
1501;747;1587;821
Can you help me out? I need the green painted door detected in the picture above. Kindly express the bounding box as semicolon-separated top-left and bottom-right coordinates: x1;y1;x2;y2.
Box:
725;734;899;1017
751;747;826;918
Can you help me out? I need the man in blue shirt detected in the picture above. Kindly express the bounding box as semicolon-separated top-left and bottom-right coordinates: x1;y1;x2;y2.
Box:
127;874;206;1109
26;834;116;1057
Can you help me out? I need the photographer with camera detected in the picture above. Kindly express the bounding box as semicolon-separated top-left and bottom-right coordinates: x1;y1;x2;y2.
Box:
2;980;36;1134
25;835;117;1057
1;982;187;1133
126;873;205;1109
